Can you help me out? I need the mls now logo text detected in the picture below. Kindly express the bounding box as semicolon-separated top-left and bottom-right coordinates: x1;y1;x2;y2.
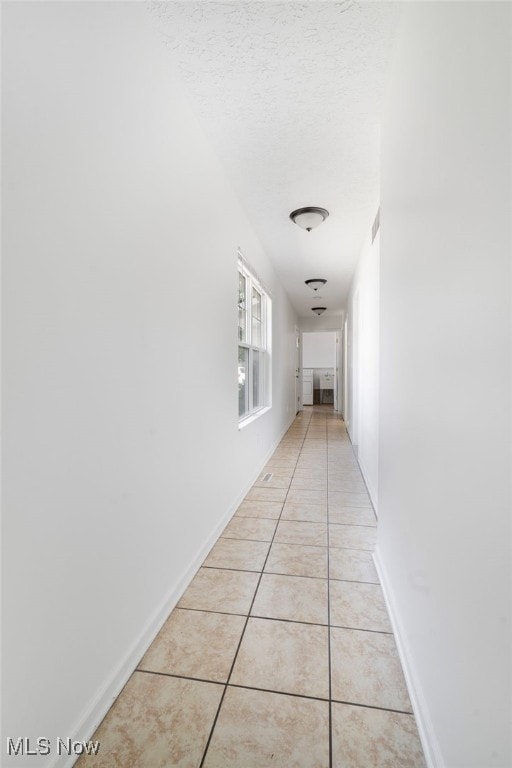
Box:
7;738;101;757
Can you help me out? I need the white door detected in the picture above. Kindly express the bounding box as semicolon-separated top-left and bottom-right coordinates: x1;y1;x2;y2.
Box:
334;330;341;411
343;320;348;421
294;326;301;413
302;369;313;405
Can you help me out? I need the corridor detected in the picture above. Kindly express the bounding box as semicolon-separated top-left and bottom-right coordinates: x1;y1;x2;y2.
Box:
77;406;425;767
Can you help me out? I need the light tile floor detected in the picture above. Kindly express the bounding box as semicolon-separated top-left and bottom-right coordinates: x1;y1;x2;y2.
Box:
77;406;427;768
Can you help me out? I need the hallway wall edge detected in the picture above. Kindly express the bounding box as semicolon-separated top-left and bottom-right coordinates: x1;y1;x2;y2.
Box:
373;549;444;768
45;413;297;768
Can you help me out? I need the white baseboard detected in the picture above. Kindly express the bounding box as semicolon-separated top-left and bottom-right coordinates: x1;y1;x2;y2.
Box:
357;454;378;514
373;550;444;768
48;413;296;768
341;425;378;516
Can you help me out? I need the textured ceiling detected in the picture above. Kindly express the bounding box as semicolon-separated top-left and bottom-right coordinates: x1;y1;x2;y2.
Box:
148;1;401;318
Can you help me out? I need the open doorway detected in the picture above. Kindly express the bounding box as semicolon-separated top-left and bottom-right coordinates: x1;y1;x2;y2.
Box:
301;331;338;411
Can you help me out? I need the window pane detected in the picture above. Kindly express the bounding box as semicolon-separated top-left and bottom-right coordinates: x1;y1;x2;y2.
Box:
238;307;246;342
238;272;247;343
252;288;263;347
252;287;261;320
253;350;262;409
239;272;246;309
238;346;249;417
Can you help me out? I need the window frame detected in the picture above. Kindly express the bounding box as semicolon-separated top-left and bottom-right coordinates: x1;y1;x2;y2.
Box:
238;253;271;426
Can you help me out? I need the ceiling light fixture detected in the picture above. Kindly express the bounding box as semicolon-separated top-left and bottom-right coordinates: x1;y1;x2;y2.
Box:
305;279;327;291
312;307;327;316
289;206;329;232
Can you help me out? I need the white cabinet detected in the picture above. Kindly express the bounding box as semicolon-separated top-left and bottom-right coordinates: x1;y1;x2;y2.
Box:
302;369;313;405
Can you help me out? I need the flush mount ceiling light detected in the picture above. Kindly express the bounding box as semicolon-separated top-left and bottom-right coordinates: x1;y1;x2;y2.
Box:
289;206;329;232
312;307;327;316
305;279;327;291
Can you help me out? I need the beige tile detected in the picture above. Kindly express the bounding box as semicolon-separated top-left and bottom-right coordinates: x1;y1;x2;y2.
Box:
222;517;277;542
265;542;328;578
235;500;283;519
328;469;363;480
330;581;392;632
328;478;368;493
139;609;245;682
256;469;293;485
329;548;379;584
329;506;377;527
203;686;329;768
282;502;327;522
331;703;426;768
331;627;412;711
286;488;327;505
290;476;327;491
329;490;372;510
76;672;222;768
275;520;328;547
231;617;329;698
272;449;300;459
252;573;328;624
329;464;360;475
294;467;328;476
265;459;297;470
329;524;377;551
245;486;288;503
204;538;270;571
279;439;304;447
178;568;259;615
296;463;326;473
253;477;291;489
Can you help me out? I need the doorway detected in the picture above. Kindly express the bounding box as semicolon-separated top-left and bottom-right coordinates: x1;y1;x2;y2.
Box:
294;325;301;414
301;331;338;410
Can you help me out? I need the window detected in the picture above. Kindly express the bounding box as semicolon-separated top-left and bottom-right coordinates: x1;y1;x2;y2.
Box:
238;254;271;422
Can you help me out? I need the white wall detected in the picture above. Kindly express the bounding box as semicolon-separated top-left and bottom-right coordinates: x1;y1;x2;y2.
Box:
378;4;511;768
1;4;297;766
302;331;336;368
345;229;380;507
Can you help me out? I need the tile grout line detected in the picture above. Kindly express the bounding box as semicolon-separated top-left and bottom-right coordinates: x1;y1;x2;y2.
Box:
162;604;393;634
135;670;414;716
198;410;312;768
201;564;380;586
326;415;333;768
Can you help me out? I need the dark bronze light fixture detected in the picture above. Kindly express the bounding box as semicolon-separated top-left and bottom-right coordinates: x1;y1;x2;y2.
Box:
312;307;327;315
289;207;329;232
305;279;327;291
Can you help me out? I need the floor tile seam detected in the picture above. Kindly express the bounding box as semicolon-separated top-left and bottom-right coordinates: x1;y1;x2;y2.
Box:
227;682;329;704
220;534;277;544
199;418;312;766
203;564;328;581
328;544;375;552
263;569;327;581
135;668;226;688
329;697;414;716
328;522;377;529
248;613;328;628
275;537;328;548
330;622;393;636
175;606;393;635
329;576;380;586
202;565;264;574
138;669;416;718
175;606;248;619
